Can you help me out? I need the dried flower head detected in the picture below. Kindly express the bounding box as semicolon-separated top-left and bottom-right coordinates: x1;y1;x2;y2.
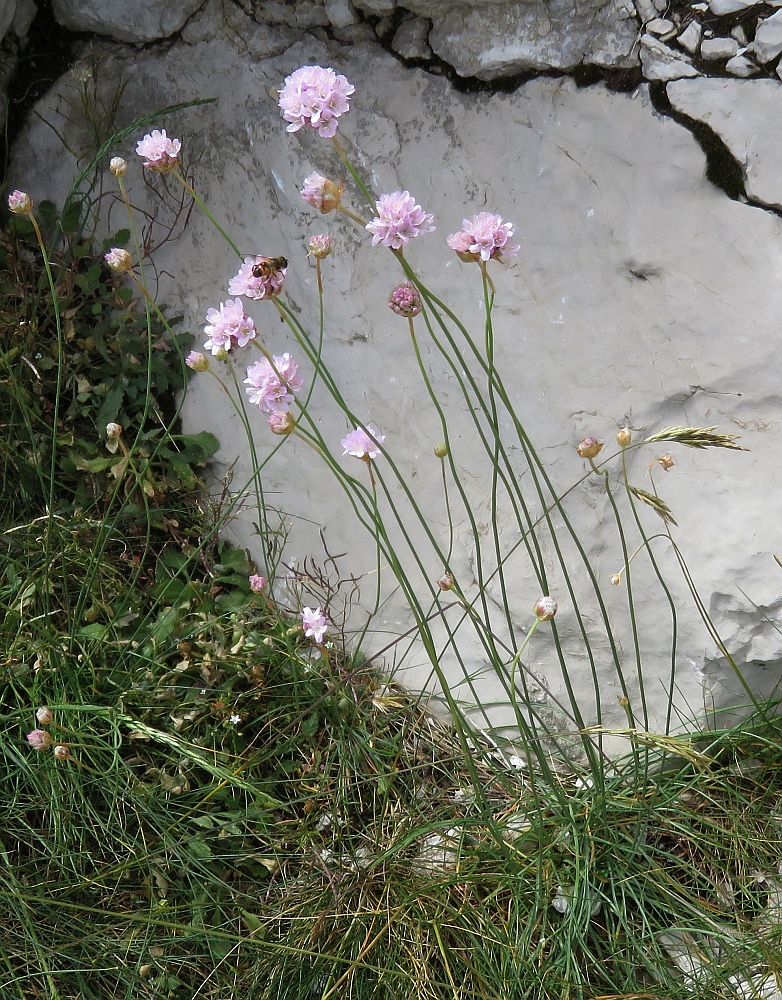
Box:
249;574;266;593
610;574;622;586
341;426;385;460
301;606;328;643
26;729;52;750
658;454;676;471
106;422;122;440
616;427;632;448
446;212;519;263
135;129;181;172
8;190;33;215
366;191;435;250
186;351;209;372
437;573;455;591
104;247;132;273
278;65;355;138
109;156;127;177
268;411;296;435
388;281;422;317
308;233;333;258
244;354;303;412
36;707;54;725
301;173;343;213
53;744;71;760
203;299;257;355
533;596;558;621
228;256;286;301
577;437;603;460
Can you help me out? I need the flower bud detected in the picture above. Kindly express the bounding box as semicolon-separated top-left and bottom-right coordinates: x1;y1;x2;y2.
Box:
109;156;128;176
214;347;229;362
106;422;122;440
616;427;632;448
610;574;621;586
437;572;455;591
53;744;71;760
300;173;342;214
388;281;422;318
26;729;52;750
308;234;333;259
433;441;448;458
249;574;266;593
268;411;295;436
8;190;33;215
577;437;603;460
36;707;53;725
104;247;132;273
185;351;209;372
533;596;558;621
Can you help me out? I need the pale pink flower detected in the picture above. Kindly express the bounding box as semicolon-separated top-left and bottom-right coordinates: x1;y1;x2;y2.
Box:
301;173;342;213
308;234;333;259
228;256;286;301
249;574;266;593
105;247;132;272
278;65;355;138
135;129;181;172
388;281;422;317
447;212;519;263
186;351;209;372
26;729;52;750
341;425;385;460
301;606;328;643
8;190;33;215
244;353;303;411
203;299;257;355
109;156;127;177
366;191;435;249
533;596;558;621
268;411;296;435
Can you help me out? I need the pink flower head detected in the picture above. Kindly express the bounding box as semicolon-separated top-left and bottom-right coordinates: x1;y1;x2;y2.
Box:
301;606;328;643
186;351;209;372
249;574;266;593
366;191;435;250
308;234;333;259
104;247;132;273
446;212;520;263
301;173;342;213
278;65;355;139
341;425;385;460
228;256;287;301
268;411;296;435
8;190;33;215
26;729;52;750
388;281;422;317
203;299;257;355
244;353;303;411
135;129;181;172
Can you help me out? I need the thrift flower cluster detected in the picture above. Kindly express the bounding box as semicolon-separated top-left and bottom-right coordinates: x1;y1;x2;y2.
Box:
135;129;181;172
447;212;520;263
228;256;287;301
244;354;303;412
203;299;257;354
366;191;435;250
278;65;355;138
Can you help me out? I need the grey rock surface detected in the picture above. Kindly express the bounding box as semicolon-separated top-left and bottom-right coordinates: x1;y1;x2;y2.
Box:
750;10;782;63
391;14;432;60
726;53;758;76
668;78;782;209
51;0;207;42
700;37;739;60
640;34;700;80
708;0;762;13
677;21;703;56
8;4;782;742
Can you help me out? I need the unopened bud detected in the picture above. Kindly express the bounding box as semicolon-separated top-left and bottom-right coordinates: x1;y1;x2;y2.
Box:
433;441;448;459
388;281;422;318
616;427;632;448
26;729;52;750
301;173;343;214
185;351;209;372
36;707;53;725
308;234;333;259
268;411;295;436
533;596;558;621
104;247;132;273
214;347;229;362
437;572;455;591
106;422;122;440
610;574;621;586
109;156;128;177
53;744;71;760
8;189;33;215
577;437;603;460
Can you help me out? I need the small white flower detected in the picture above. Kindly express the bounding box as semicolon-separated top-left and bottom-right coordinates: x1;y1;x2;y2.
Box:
229;714;241;725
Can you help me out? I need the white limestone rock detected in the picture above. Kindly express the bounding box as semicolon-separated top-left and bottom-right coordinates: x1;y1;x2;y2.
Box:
641;34;700;79
750;10;782;63
726;53;759;75
391;15;432;60
668;78;782;209
646;18;675;37
700;37;739;60
677;21;702;55
238;0;330;29
50;0;207;42
9;23;782;741
0;0;35;39
709;0;762;12
323;0;360;28
352;0;396;12
404;0;639;77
